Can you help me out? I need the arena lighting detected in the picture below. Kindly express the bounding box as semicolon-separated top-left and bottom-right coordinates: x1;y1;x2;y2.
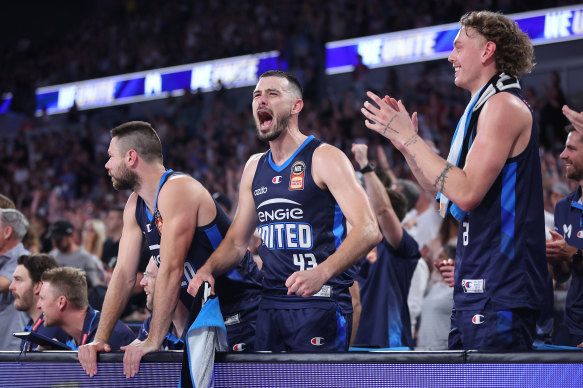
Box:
0;51;284;116
325;4;583;74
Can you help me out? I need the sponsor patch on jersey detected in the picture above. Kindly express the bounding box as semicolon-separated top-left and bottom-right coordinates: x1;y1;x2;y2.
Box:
311;337;325;346
472;314;485;325
289;161;305;190
461;279;484;293
154;208;163;235
254;186;268;196
313;285;332;298
578;230;583;239
366;247;378;263
272;175;282;184
232;343;246;351
224;313;241;326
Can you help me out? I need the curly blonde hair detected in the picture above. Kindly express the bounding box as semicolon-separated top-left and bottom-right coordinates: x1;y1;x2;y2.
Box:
460;11;535;77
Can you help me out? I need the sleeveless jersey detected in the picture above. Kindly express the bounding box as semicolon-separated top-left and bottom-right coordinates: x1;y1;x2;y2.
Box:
135;170;262;317
553;187;583;335
251;136;353;313
454;91;548;311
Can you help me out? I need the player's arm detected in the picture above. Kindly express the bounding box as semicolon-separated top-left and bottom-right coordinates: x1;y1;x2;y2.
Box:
123;178;201;378
79;193;143;376
286;145;381;297
363;92;530;211
352;143;403;249
188;156;261;297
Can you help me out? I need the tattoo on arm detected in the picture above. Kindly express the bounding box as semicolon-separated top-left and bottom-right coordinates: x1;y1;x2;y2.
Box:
404;135;418;147
383;114;399;135
434;163;453;192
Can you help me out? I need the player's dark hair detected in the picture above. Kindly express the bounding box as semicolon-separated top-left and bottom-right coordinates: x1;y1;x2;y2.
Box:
259;70;303;99
17;253;60;284
387;189;408;222
110;121;163;164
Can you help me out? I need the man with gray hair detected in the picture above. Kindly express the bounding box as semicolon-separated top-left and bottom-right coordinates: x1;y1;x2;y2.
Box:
0;208;30;350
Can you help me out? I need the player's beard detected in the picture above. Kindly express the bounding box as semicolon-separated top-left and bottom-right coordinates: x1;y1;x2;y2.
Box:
256;112;289;142
111;163;140;191
13;291;32;312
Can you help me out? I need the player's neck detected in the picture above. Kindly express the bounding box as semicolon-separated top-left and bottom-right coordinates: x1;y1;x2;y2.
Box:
468;68;498;99
29;306;42;322
63;308;88;344
136;165;168;210
269;127;307;165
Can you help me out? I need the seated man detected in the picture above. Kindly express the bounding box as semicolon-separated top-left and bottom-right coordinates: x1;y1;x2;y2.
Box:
38;267;136;350
9;253;69;350
137;258;189;350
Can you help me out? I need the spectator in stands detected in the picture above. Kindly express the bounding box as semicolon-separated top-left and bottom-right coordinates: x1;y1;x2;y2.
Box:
48;220;103;288
81;219;107;283
0;208;30;350
9;253;68;351
38;266;135;350
416;245;456;350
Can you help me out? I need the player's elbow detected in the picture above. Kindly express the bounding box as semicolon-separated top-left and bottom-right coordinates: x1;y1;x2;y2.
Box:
455;194;483;213
364;222;382;248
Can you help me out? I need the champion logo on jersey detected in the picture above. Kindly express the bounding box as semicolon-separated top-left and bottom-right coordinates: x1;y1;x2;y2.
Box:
311;337;325;346
578;230;583;238
232;343;246;351
472;314;485;325
272;176;282;184
289;161;305;190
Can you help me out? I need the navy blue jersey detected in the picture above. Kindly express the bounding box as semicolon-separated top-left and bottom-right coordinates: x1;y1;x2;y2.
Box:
252;136;353;313
454;92;548;312
65;307;136;350
21;314;70;351
135;170;262;318
138;315;184;350
354;231;420;348
554;187;583;335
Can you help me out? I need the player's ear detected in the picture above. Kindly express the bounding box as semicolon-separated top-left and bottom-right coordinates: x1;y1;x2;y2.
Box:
127;149;139;167
481;41;496;64
33;281;42;296
291;98;303;115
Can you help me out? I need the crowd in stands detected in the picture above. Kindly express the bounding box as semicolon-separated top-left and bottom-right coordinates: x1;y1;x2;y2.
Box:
1;0;582;351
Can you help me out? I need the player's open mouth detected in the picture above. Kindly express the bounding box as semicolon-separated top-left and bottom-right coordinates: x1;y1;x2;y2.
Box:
257;109;273;130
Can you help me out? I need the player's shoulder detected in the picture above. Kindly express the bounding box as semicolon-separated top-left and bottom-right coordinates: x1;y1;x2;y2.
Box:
246;153;264;168
242;152;264;176
313;142;350;165
483;92;531;120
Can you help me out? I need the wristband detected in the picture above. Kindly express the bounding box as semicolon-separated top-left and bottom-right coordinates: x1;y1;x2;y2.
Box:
360;162;375;174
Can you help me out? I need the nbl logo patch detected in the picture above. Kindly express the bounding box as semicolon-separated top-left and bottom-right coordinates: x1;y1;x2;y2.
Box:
366;247;378;263
289;161;305;190
154;208;163;235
